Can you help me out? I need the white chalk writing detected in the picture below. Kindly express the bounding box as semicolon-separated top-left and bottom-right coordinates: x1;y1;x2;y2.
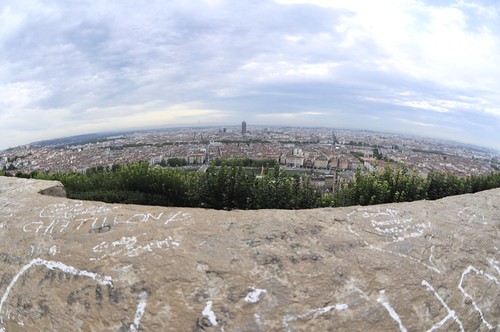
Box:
377;290;407;332
369;245;441;274
27;245;58;257
91;235;180;261
458;266;499;330
244;287;267;303
347;209;440;274
202;301;217;326
130;291;148;332
422;280;464;332
164;211;192;226
0;259;113;327
348;208;428;243
23;201;191;236
283;302;348;329
458;207;487;225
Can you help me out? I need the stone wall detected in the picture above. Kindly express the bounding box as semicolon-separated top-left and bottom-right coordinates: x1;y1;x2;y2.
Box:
0;177;498;331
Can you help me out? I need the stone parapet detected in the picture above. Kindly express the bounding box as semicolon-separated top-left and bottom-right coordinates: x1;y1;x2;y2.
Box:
0;177;499;331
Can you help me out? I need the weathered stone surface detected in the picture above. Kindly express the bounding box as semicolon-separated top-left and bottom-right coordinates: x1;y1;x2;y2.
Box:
0;177;498;331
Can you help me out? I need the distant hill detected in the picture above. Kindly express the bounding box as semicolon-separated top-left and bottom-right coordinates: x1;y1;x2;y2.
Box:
30;132;126;147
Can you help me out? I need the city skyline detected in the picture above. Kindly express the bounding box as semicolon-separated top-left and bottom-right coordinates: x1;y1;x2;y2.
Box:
18;124;500;154
1;0;499;151
3;125;496;177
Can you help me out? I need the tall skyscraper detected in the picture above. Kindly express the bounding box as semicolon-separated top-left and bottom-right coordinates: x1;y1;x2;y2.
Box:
242;121;247;134
332;130;338;144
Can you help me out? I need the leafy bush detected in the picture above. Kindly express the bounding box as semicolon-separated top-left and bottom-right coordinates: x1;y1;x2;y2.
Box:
15;162;500;210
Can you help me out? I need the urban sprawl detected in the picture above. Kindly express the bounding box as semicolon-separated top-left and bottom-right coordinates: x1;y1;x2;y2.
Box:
1;124;498;192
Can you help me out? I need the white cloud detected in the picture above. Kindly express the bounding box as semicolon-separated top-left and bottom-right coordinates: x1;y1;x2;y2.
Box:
400;101;449;113
81;102;228;125
0;81;51;110
363;93;500;119
398;118;441;128
0;6;25;44
0;101;229;149
0;0;499;150
484;108;500;117
256;111;326;118
275;0;500;90
241;60;339;82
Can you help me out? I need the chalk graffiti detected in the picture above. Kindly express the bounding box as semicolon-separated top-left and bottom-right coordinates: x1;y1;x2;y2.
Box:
369;245;441;274
458;266;499;330
202;300;218;326
377;290;407;332
0;258;113;327
27;245;58;257
458;207;487;225
164;211;193;226
244;287;267;303
350;208;428;243
90;235;180;261
283;302;348;329
117;212;165;224
346;208;440;274
23;201;121;235
23;201;192;236
0;258;155;331
130;291;148;332
488;256;499;276
347;208;430;243
422;280;464;331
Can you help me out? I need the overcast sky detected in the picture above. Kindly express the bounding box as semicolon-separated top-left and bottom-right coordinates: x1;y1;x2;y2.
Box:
1;0;499;151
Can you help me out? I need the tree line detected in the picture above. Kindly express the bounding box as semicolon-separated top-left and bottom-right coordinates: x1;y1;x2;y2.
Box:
7;161;500;210
20;161;316;209
322;166;500;207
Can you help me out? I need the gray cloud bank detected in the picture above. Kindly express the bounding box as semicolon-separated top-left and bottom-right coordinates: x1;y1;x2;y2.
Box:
0;0;499;151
